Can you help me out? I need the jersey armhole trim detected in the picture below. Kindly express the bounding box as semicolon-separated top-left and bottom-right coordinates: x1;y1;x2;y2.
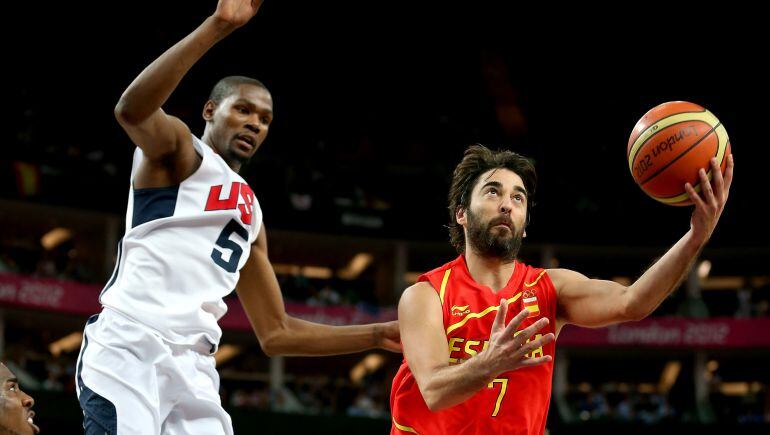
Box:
438;269;452;306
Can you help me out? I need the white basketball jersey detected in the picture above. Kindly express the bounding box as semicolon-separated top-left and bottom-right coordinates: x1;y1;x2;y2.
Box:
100;135;262;350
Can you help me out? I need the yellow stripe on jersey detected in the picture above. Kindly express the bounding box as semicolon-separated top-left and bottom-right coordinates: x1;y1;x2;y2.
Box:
524;270;547;288
393;417;419;434
439;269;452;306
446;292;523;335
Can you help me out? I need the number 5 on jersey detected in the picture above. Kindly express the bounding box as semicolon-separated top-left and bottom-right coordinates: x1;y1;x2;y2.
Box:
205;182;254;273
211;219;248;273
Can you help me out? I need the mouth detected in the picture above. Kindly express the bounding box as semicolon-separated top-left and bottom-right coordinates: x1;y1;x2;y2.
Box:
491;220;512;230
235;134;257;151
28;412;40;433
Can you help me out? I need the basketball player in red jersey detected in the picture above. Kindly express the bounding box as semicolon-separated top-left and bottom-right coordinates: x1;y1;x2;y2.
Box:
391;144;734;434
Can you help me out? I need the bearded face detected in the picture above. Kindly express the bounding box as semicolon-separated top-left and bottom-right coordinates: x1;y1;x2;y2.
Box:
465;207;523;262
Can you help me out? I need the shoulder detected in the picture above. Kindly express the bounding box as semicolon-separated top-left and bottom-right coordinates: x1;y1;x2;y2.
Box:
399;281;442;311
545;268;589;293
401;281;439;302
398;281;442;318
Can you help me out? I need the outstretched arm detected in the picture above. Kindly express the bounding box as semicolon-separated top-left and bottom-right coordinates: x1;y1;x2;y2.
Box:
235;225;400;356
115;0;262;163
554;155;734;331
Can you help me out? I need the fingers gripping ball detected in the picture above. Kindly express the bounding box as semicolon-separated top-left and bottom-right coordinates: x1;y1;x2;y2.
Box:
627;101;731;206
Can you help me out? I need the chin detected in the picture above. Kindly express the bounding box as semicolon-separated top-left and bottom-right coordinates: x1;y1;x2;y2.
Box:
223;148;246;162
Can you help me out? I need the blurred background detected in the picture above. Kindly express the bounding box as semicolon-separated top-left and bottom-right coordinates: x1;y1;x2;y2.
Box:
2;1;769;433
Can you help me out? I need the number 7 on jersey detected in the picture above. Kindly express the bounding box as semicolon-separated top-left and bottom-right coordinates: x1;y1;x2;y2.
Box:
487;378;508;417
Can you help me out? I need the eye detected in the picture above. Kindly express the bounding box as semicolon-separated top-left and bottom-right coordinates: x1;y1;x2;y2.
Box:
485;188;498;196
261;116;271;125
236;106;249;114
8;383;18;392
513;194;524;203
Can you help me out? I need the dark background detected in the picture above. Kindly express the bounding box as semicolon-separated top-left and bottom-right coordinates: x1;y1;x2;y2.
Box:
5;2;767;249
3;2;770;433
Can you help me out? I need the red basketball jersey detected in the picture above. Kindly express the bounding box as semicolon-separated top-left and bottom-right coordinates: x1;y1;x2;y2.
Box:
390;255;557;435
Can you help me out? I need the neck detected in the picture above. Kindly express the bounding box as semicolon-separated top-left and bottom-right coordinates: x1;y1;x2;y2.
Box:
463;249;516;293
201;133;242;172
224;158;241;172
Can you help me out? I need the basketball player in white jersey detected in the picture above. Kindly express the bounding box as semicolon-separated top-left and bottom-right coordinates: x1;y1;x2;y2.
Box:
75;1;399;433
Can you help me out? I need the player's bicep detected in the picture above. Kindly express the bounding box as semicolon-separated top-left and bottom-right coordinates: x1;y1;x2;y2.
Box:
551;268;630;329
255;223;267;252
117;108;192;162
235;231;288;340
399;282;449;390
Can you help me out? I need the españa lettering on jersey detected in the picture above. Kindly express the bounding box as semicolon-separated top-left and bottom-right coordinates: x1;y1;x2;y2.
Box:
390;255;557;435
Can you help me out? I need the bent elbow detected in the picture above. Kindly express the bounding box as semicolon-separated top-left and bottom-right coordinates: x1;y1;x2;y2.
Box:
621;294;648;322
625;310;647;323
421;388;446;413
114;99;143;126
630;310;648;322
258;334;281;357
259;340;275;357
258;328;292;357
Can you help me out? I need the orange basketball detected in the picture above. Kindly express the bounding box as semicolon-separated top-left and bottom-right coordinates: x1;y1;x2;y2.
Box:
627;101;731;206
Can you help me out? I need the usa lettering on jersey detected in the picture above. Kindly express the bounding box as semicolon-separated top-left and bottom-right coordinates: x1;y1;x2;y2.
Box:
204;182;255;225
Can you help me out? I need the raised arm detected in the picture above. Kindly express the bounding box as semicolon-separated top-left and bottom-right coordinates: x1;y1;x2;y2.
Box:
400;282;553;411
554;155;734;331
114;0;262;168
235;225;400;357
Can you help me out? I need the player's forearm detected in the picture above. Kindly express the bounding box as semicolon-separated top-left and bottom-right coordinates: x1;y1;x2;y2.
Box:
625;229;704;320
115;16;237;124
261;317;383;357
417;355;497;412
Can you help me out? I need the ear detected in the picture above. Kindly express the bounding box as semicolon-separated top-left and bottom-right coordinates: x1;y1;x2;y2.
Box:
202;101;217;122
456;206;467;226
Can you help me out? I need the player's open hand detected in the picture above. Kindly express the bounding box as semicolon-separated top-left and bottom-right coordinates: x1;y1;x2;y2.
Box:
480;299;554;375
685;154;734;244
213;0;263;29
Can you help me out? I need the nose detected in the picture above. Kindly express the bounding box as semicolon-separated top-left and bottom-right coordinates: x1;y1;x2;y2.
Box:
499;196;513;214
22;390;34;409
244;122;261;135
